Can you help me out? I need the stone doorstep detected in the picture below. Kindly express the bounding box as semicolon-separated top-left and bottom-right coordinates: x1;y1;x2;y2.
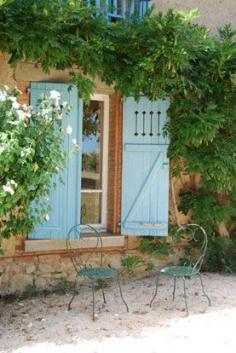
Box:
24;235;125;253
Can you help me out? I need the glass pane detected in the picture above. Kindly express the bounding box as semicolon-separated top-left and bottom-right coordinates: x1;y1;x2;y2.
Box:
82;101;103;190
81;193;102;225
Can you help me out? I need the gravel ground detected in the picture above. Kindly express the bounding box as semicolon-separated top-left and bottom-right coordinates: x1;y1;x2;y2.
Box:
1;273;236;353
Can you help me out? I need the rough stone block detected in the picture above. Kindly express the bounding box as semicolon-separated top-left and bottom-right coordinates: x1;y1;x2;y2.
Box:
35;277;48;289
38;263;54;273
10;273;33;293
25;263;36;274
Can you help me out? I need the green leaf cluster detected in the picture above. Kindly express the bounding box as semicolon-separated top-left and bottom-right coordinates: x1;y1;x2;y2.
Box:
140;237;174;257
121;255;143;276
179;189;236;235
203;236;236;273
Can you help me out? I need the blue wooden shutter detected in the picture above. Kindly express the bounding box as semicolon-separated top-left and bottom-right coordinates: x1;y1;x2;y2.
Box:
121;96;169;236
29;82;82;239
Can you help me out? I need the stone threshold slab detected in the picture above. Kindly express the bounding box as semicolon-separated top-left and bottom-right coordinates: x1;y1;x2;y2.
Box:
24;236;125;252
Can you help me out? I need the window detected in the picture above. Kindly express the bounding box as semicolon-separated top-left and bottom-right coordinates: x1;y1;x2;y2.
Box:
81;95;109;230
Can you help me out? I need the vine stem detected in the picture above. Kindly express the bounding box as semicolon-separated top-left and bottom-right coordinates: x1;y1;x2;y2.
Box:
170;177;181;227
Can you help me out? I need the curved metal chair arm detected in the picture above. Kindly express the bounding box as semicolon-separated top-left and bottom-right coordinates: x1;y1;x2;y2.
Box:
174;223;208;272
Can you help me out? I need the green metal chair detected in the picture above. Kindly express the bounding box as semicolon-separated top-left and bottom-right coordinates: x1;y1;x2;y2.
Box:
149;224;211;315
66;224;129;320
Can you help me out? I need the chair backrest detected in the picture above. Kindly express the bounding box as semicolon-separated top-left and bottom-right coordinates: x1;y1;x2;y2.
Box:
173;224;208;272
66;224;104;272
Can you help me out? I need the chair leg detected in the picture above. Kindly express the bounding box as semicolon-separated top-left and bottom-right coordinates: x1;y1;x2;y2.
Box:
173;276;177;301
92;279;96;321
198;273;211;306
183;277;189;315
149;274;159;307
117;277;129;312
102;289;106;304
68;278;79;311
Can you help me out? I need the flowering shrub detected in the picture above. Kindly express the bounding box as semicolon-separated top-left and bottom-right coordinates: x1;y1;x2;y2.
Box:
0;87;73;245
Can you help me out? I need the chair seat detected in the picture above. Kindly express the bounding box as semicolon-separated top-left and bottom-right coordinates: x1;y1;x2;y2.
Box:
160;266;199;277
78;267;118;280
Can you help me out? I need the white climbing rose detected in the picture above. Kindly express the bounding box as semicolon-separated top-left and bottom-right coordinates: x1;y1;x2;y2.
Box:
3;185;15;195
10;180;18;187
66;125;73;134
57;114;63;120
8;96;17;102
0;90;7;102
12;101;20;109
49;90;61;100
62;101;68;108
17;110;26;121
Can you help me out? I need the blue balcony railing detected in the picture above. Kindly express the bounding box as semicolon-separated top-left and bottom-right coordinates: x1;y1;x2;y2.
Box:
86;0;152;21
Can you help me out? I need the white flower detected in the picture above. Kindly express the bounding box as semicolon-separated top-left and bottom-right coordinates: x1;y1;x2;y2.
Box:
66;125;73;134
41;108;50;116
4;85;9;90
25;112;31;118
72;138;77;145
8;96;17;102
45;214;50;221
50;90;61;100
3;185;15;195
59;100;71;110
0;91;7;102
18;104;31;117
57;114;63;120
21;148;32;157
10;180;17;187
17;110;26;121
12;101;20;109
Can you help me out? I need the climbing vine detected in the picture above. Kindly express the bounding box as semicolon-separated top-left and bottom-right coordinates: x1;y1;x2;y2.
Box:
0;0;235;237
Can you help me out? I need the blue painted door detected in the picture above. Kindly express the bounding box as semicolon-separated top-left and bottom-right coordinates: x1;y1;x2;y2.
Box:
29;82;82;239
121;96;169;236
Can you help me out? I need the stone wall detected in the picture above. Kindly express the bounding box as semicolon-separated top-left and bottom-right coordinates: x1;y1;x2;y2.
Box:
0;253;122;295
153;0;236;33
0;247;175;296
